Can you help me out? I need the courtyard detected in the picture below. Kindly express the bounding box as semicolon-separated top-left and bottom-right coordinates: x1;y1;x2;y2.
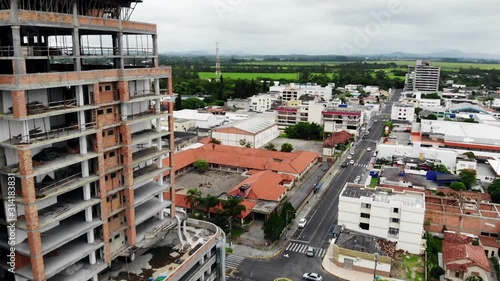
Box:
174;170;247;197
268;137;323;154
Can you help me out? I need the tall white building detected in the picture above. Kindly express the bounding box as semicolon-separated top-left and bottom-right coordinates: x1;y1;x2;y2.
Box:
404;60;441;93
249;93;278;112
270;82;334;101
338;184;426;255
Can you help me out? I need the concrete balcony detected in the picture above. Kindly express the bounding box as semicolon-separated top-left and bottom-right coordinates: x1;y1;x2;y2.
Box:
131;129;169;146
135;198;171;226
16;198;101;230
123;90;169;104
48;259;108;281
134;181;170;207
122;110;169;126
15;218;102;256
132;146;170;165
15;239;104;280
0;68;171;91
135;216;176;246
133;164;172;187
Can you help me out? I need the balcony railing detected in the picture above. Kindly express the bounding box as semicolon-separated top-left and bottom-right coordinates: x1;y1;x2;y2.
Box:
6;121;96;145
0;46;154;58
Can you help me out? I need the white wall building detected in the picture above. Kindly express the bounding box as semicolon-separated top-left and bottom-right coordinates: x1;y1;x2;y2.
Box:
377;144;458;170
173;109;224;129
338;184;426;255
211;117;279;148
226;98;250;110
269;82;334;101
249;93;277;112
391;103;415;122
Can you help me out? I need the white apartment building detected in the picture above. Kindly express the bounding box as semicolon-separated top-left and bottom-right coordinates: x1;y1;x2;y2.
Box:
404;60;441;93
391;103;415;122
270;82;334;101
323;106;366;136
249;93;277;112
338;184;426;255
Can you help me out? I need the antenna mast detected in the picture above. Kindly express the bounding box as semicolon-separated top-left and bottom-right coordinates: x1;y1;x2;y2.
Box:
215;42;221;82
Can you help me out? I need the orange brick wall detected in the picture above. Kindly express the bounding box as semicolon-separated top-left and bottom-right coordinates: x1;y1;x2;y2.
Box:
104;171;123;193
96;106;119;128
103;150;121;171
11;91;27;118
117;81;130;102
101;128;119;149
98;83;117;104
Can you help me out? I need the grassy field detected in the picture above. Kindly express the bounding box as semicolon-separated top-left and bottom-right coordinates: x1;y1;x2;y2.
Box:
236;60;500;71
198;72;334;80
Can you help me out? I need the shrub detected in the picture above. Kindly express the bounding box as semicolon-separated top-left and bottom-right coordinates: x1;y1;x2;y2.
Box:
430;266;445;279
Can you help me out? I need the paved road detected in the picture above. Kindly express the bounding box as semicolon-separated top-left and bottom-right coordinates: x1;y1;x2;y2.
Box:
229;90;400;281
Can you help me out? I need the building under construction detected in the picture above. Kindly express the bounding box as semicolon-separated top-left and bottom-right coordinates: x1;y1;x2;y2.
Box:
0;1;226;281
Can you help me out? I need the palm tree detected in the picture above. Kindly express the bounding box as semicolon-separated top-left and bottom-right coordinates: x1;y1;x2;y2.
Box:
185;188;202;216
200;195;220;219
221;197;247;219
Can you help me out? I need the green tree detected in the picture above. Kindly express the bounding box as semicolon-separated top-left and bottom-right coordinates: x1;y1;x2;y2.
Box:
174;94;182;110
284;122;323;140
414;107;422;116
487;179;500;203
221;197;247;218
185;188;202;215
193;159;209;173
465;276;483;281
280;201;296;225
182;97;206;109
430;266;445;279
209;138;221;144
239;139;252;148
422;114;438;120
463;152;476;159
431;163;450;173
264;212;284;241
459;169;477;188
280;143;293;152
199;195;220;219
450;181;466;191
264;143;277;151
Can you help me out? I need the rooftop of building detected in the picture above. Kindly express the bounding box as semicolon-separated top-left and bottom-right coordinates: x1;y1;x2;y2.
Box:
335;229;396;258
420;119;500;146
214;117;276;135
173;110;216;121
323;131;353;148
341;184;425;208
102;218;223;281
227;170;288;202
393;102;415;108
380;167;439;190
442;231;491;272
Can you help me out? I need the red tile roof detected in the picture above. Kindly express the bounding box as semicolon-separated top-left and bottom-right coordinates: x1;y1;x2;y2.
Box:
323;131;353;148
480;236;500;248
163;143;319;176
443;232;491;272
227;170;287;201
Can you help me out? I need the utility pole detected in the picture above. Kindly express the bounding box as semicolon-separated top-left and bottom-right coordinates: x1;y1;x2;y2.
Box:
373;252;379;281
215;42;221;82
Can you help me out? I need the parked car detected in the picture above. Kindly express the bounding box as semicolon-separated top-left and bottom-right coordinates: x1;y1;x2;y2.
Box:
306;246;315;257
374;119;378;123
366;147;372;151
354;176;361;183
389;135;397;139
341;162;348;168
366;130;370;134
349;160;355;165
350;151;355;155
303;273;323;281
347;155;352;160
298;218;307;228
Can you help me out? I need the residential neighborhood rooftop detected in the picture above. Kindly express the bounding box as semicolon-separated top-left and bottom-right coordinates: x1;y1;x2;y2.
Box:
341;184;425;208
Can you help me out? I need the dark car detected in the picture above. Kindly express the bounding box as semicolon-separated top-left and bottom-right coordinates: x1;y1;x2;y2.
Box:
341;162;348;168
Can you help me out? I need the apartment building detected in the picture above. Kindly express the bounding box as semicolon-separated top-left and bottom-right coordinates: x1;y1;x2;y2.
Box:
0;1;225;281
404;60;441;93
338;184;426;254
249;93;278;112
269;82;334;101
390;103;415;122
323;106;365;137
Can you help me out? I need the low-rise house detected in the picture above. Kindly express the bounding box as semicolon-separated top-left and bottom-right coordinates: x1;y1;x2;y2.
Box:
173;109;224;129
322;131;353;157
442;231;491;281
211;117;279;148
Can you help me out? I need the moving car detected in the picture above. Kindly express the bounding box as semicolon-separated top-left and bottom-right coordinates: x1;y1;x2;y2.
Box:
341;162;348;168
298;218;307;228
303;273;323;281
354;176;361;184
367;147;372;151
366;130;370;134
349;160;355;165
347;155;352;160
350;151;355;155
306;246;315;257
374;119;378;123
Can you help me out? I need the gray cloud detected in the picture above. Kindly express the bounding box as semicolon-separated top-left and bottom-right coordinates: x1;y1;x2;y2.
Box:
131;0;500;55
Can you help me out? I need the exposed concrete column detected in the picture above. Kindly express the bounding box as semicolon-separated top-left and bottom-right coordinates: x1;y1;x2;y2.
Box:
72;28;81;71
92;276;99;281
168;102;176;219
158;206;164;220
152;34;159;68
87;229;95;244
76;85;86;130
88;252;97;265
11;26;26;75
117;32;124;69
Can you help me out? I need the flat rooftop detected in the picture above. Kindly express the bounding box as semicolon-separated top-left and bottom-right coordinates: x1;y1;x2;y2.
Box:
342;184;425;208
336;230;395;257
103;219;218;281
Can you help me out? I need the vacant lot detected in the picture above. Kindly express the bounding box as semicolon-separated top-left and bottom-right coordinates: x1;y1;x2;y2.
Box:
175;170;247;197
268;138;323;154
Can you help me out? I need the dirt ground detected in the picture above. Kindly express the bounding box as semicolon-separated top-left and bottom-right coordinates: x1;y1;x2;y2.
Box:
175;170;247;197
268;138;323;154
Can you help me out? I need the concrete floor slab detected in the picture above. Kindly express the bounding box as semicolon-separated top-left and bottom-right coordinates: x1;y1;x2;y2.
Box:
175;170;247;197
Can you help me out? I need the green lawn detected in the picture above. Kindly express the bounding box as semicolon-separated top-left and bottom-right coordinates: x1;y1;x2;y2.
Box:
199;72;334;80
230;226;245;240
370;177;379;187
235;60;500;71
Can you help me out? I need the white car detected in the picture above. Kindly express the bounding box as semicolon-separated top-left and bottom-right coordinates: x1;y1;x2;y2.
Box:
374;120;378;123
366;131;370;134
303;273;323;281
367;147;372;152
298;218;307;228
347;155;352;160
389;135;397;139
350;151;355;155
349;160;355;165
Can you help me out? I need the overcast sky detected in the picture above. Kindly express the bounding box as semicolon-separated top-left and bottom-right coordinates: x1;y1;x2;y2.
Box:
132;0;500;56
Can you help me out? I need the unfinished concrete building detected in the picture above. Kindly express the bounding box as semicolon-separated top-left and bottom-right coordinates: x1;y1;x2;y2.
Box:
0;1;226;281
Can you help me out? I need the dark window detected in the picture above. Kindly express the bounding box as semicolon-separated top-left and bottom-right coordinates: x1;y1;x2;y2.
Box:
361;213;370;218
108;130;114;136
105;85;112;91
359;223;369;230
391;218;400;223
97;109;104;115
111;173;116;179
106;108;113;113
393;208;399;213
109;151;115;157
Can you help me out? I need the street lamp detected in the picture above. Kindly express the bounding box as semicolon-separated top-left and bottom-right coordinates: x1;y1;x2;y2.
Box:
373;252;379;281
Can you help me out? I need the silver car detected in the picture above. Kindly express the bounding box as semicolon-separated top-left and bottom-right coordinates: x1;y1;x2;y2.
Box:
306;246;315;257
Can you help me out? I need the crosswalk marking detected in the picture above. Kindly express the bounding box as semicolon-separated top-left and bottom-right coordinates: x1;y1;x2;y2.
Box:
353;163;368;168
226;254;245;269
284;242;326;258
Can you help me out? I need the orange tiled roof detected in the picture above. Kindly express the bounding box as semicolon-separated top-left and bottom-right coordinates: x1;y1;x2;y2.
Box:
323;131;353;148
164;143;319;175
443;232;491;272
227;170;287;201
480;236;500;248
